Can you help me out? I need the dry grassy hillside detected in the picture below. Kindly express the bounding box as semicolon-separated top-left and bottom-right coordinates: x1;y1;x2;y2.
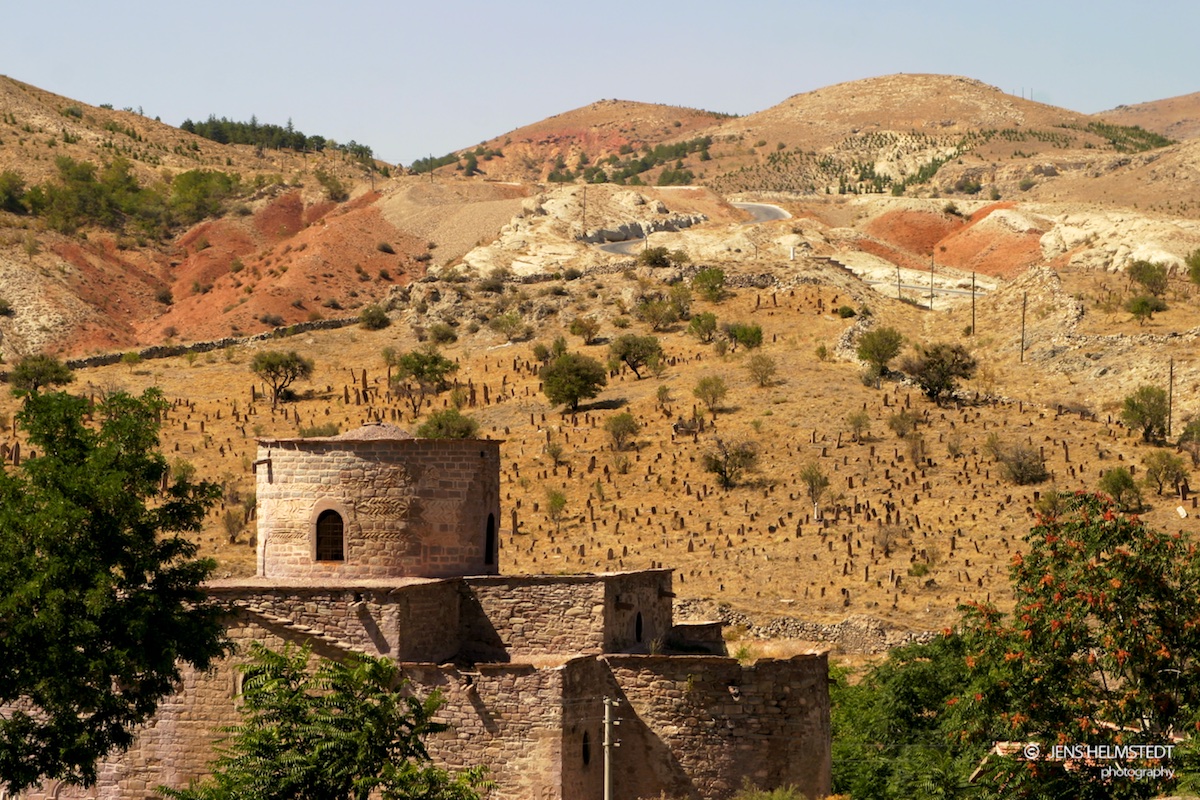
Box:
1097;91;1200;141
4;236;1198;647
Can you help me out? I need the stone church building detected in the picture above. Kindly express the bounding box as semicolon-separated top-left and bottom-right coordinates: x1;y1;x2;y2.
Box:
18;425;830;800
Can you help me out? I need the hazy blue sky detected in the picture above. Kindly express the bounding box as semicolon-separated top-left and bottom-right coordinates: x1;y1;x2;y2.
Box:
4;0;1196;166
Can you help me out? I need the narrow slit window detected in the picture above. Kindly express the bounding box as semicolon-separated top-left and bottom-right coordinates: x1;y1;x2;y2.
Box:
484;513;497;565
315;510;345;562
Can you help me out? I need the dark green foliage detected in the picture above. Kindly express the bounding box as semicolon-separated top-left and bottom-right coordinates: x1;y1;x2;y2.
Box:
953;493;1198;798
429;323;458;345
1126;294;1167;323
9;353;74;396
856;327;903;388
158;644;486;800
410;153;461;174
692;267;726;302
1099;466;1142;511
832;635;980;799
359;304;391;330
1121;384;1169;443
900;342;976;405
391;346;458;417
1179;418;1200;467
687;312;718;343
313;168;348;202
168;169;239;226
416;408;480;439
376;241;396;254
540;352;607;411
1082;120;1173;153
722;322;763;351
991;440;1049;485
250;350;315;407
568;316;601;345
837;305;857;318
608;334;662;379
0;170;26;213
604;412;640;450
179;114;376;162
1126;259;1168;296
1142;449;1188;495
0;389;225;793
638;246;671;268
1187;249;1200;286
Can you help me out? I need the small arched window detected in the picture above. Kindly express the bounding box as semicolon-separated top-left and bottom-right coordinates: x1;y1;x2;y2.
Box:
484;513;497;565
315;510;345;562
635;611;644;644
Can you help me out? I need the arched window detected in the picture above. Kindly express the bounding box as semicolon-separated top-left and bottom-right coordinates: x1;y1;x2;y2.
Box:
315;510;345;562
484;513;497;565
635;611;644;644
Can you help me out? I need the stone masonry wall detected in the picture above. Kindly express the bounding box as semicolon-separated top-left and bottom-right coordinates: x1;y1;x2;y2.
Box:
458;576;608;661
603;570;673;653
206;580;462;663
256;438;500;579
604;654;832;800
402;662;567;800
20;614;346;800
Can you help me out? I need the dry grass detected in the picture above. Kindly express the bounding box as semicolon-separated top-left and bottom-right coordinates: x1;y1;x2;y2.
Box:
7;256;1196;637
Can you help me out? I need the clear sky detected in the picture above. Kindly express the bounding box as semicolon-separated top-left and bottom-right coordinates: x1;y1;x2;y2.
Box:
4;0;1196;166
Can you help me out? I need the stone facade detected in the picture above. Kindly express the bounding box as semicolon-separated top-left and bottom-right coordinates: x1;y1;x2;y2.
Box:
14;425;830;800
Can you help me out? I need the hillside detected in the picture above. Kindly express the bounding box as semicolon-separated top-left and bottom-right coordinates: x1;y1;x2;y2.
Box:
1097;90;1200;141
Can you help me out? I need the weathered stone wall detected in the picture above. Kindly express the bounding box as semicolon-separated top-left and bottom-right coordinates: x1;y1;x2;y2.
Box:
604;653;832;800
602;569;673;653
20;614;346;800
403;662;567;800
206;580;462;662
256;438;500;579
457;571;673;661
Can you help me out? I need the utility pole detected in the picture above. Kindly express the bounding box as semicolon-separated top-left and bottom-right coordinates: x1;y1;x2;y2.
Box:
964;272;974;335
1020;292;1027;363
582;185;587;236
1169;357;1175;438
896;264;901;300
603;697;620;800
929;252;934;310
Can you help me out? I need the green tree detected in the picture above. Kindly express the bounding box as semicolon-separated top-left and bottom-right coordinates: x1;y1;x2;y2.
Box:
745;353;777;387
608;334;662;379
1121;384;1169;443
1187;249;1200;286
637;246;671;268
846;410;871;442
1126;294;1167;324
158;643;486;800
1143;449;1188;495
701;437;758;489
687;312;718;343
856;327;903;388
722;322;763;351
9;353;74;397
954;492;1200;798
1126;259;1168;296
799;462;830;520
540;352;607;412
250;350;314;407
1099;466;1142;511
568;315;601;345
900;342;976;405
692;267;726;302
693;375;728;414
0;389;226;793
1179;418;1200;467
359;304;391;330
0;170;26;214
415;408;479;439
604;412;640;450
634;298;678;331
391;346;458;418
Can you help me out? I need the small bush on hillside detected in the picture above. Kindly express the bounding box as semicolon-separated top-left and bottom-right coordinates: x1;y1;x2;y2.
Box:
359;304;391;330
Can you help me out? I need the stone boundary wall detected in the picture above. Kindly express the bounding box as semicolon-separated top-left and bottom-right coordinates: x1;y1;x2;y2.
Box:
604;653;832;800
